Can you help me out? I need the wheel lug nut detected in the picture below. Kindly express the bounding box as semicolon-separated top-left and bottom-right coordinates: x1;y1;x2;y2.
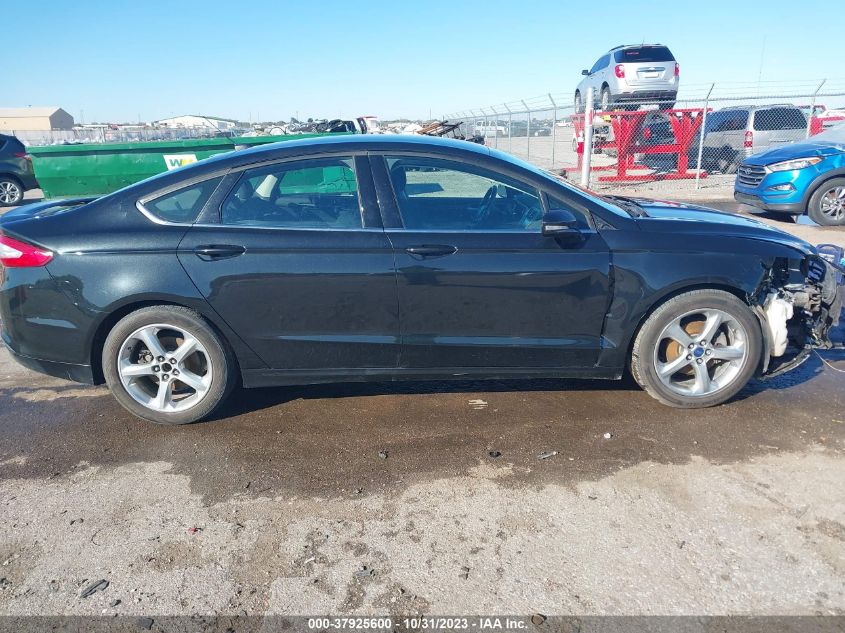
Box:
152;365;160;372
706;350;712;356
157;356;165;362
699;340;706;346
162;374;169;381
686;354;692;360
696;358;703;364
173;369;180;375
688;343;695;349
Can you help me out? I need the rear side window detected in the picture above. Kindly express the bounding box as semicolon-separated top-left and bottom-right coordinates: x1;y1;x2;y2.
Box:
143;177;223;224
707;110;749;133
615;47;675;63
589;55;609;73
753;108;807;131
221;157;361;229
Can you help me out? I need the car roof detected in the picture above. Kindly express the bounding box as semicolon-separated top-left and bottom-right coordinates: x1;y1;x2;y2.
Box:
608;43;666;51
201;134;494;170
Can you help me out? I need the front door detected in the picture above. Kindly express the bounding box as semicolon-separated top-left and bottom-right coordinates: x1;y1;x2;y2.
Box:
374;154;611;369
178;155;399;370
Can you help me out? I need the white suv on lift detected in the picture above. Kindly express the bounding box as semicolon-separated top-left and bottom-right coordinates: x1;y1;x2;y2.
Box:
575;44;679;113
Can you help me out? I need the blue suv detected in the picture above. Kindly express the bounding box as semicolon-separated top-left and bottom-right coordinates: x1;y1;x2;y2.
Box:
734;124;845;226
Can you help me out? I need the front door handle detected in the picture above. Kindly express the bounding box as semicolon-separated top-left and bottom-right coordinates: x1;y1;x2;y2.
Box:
193;244;246;261
405;245;458;258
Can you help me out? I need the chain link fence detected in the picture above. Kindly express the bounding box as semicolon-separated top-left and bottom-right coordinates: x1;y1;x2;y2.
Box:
9;126;237;147
444;79;845;196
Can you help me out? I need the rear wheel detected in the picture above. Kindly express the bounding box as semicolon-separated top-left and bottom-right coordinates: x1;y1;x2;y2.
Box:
599;86;611;112
0;177;23;206
102;306;237;425
631;290;762;408
808;178;845;226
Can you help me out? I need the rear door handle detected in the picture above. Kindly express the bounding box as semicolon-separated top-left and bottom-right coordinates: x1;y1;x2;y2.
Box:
405;245;458;258
193;244;246;261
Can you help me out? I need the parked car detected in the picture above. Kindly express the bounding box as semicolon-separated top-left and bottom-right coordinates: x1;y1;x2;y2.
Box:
639;106;809;174
697;105;807;174
575;44;679;113
0;134;38;207
735;123;845;225
1;136;841;424
473;121;507;137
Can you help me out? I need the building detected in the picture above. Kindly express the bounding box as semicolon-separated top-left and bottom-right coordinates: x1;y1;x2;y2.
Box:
153;115;240;131
0;107;75;131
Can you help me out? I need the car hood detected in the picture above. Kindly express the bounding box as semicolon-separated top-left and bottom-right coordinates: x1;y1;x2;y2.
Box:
628;198;814;255
743;140;845;165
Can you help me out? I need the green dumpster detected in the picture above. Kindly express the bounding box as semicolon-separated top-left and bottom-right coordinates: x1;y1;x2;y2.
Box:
28;133;338;199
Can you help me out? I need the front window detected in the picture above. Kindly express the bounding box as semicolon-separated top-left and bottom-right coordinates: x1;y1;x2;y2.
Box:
385;156;544;231
221;157;362;229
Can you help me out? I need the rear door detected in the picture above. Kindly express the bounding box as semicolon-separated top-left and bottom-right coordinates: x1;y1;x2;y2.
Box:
615;46;675;86
373;153;611;369
177;155;399;371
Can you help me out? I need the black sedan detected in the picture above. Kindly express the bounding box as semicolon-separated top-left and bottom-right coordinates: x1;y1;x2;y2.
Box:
0;136;841;424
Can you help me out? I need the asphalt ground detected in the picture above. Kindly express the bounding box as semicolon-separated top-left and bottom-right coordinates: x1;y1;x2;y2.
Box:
0;199;843;620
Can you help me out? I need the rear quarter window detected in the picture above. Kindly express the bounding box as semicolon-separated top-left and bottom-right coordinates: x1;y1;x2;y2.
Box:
753;108;807;131
142;177;223;224
615;47;675;63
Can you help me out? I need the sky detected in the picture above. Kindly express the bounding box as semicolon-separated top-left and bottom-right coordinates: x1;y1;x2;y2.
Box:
4;0;842;123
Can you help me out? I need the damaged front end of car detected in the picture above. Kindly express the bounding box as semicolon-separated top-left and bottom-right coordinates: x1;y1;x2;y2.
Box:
752;249;844;378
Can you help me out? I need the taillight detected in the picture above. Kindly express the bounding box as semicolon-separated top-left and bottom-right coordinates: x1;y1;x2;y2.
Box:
13;152;32;163
674;62;679;77
614;64;625;78
0;233;53;268
744;130;753;148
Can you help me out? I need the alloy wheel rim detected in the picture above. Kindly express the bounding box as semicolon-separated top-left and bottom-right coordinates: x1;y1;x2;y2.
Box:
117;323;213;413
819;186;845;220
652;308;749;397
0;182;21;204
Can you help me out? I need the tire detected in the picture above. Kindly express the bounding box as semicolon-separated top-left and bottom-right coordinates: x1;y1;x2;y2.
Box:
631;289;762;408
102;305;238;425
599;86;611;112
717;155;738;175
808;177;845;226
0;177;23;206
574;91;583;113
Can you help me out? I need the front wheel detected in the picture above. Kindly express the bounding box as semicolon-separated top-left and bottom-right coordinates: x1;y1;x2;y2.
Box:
808;178;845;226
631;290;762;408
102;305;237;424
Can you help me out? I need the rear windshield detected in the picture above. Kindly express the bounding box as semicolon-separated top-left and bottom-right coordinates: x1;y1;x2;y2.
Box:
753;108;807;131
614;46;675;63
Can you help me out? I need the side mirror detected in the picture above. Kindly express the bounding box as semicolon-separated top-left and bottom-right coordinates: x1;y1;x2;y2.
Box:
581;69;589;76
542;208;581;237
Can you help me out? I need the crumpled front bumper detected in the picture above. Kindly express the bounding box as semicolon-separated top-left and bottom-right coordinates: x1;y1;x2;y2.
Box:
758;253;844;379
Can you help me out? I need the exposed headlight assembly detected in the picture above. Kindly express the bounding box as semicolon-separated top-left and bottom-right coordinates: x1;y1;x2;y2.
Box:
767;156;823;172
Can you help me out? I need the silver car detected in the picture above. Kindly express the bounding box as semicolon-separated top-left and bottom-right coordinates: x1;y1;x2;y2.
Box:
699;105;808;173
575;44;679;112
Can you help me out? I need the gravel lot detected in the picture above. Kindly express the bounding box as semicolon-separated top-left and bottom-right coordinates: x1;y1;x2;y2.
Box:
0;201;843;620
